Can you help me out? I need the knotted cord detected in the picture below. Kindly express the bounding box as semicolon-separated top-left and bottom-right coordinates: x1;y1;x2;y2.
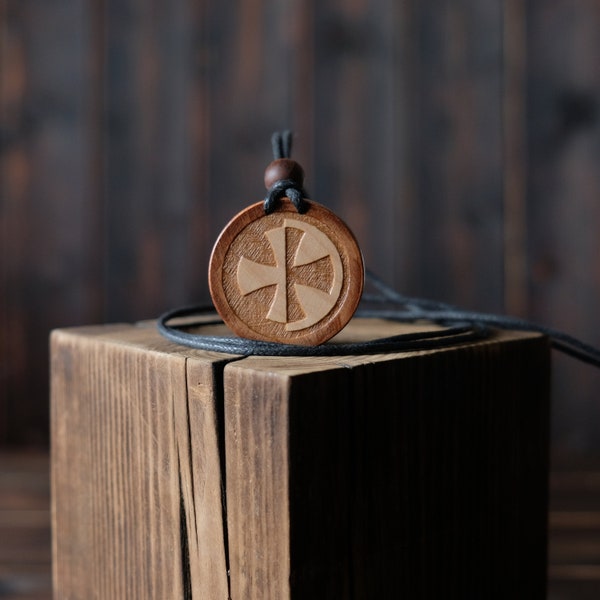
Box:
264;131;308;214
158;269;600;365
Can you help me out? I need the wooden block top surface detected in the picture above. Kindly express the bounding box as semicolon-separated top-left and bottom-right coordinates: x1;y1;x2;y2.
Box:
51;321;238;363
52;317;547;377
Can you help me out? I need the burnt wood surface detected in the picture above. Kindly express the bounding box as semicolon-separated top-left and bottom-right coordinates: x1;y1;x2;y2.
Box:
1;1;600;463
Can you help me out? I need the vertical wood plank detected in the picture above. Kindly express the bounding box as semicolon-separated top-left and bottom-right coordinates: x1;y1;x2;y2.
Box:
222;329;550;598
412;0;505;311
51;325;235;598
503;0;528;316
183;0;213;303
526;0;600;455
311;0;403;285
224;365;291;600
0;0;28;443
0;0;103;445
104;0;201;320
205;0;302;254
177;355;231;598
52;327;184;599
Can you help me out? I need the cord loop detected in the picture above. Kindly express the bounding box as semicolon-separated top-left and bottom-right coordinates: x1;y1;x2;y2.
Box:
158;270;600;366
264;179;308;214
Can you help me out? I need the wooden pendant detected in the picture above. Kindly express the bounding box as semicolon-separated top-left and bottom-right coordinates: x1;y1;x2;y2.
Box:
209;198;364;345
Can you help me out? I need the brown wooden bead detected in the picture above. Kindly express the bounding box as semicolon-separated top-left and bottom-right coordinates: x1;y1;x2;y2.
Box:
264;159;305;189
209;198;364;345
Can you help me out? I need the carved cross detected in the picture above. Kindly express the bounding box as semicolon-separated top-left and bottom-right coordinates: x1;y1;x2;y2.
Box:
236;219;342;329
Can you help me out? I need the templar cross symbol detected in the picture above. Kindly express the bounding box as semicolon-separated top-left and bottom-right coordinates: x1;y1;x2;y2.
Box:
236;218;343;330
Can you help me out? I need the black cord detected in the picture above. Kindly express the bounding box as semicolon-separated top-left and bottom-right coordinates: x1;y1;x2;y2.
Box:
157;269;600;365
264;131;308;214
157;301;489;357
271;130;293;159
363;270;600;368
264;179;308;214
163;129;600;365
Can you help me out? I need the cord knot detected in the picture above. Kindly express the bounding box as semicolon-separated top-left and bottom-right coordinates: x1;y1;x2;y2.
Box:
264;131;308;214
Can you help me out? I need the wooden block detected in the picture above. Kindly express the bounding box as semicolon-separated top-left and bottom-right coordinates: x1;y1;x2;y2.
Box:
51;319;550;599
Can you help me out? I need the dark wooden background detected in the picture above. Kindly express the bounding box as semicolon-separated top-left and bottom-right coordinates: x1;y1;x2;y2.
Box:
1;0;600;460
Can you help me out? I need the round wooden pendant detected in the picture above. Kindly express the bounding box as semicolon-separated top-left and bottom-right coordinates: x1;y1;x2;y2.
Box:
209;198;364;345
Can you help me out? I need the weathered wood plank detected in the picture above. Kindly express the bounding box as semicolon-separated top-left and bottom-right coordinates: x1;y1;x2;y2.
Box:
51;325;233;599
503;0;528;316
205;0;301;257
526;0;600;455
177;356;230;597
104;0;205;320
311;0;403;286
224;362;291;600
411;0;505;311
0;0;102;445
224;328;550;598
0;0;27;444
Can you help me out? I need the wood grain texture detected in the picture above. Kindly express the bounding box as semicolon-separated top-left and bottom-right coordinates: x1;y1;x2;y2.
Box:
104;0;186;321
178;355;231;598
223;327;550;598
225;328;548;598
0;0;103;445
51;324;234;599
503;0;528;316
526;0;600;456
412;0;505;311
51;320;550;598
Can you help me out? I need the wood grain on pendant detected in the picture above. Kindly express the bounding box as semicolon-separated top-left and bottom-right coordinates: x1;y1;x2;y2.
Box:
209;198;364;345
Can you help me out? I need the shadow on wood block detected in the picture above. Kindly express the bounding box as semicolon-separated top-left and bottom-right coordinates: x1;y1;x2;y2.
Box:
51;320;550;599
